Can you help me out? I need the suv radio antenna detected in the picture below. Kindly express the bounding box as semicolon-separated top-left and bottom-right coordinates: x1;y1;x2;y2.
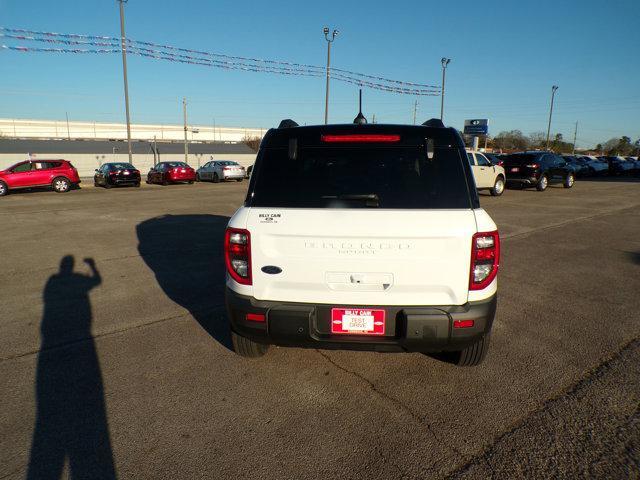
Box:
353;89;367;124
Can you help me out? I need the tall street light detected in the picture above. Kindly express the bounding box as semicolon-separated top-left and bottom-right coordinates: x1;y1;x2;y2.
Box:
323;27;339;125
118;0;133;163
546;85;559;150
440;58;451;122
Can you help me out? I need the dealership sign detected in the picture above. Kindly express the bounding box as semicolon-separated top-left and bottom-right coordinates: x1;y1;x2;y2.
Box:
464;119;489;135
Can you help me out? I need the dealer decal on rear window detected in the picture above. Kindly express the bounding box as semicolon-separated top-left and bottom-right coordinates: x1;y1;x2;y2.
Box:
258;213;281;224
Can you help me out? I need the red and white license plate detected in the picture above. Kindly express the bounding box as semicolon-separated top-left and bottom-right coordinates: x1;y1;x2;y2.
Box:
181;169;187;173
331;308;385;335
511;167;519;172
123;171;130;175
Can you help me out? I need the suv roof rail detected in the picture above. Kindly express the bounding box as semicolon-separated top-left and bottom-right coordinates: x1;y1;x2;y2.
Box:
422;118;445;128
278;119;299;129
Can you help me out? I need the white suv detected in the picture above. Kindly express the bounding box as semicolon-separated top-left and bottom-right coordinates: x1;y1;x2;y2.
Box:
466;149;506;196
224;119;500;366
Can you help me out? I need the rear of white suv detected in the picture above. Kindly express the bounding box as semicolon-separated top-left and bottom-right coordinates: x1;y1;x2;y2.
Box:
225;120;499;366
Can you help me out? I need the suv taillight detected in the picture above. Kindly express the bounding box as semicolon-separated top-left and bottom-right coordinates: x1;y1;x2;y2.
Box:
224;228;251;285
470;231;500;290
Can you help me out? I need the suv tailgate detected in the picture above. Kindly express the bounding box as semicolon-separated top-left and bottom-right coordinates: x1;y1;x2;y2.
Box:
246;208;476;306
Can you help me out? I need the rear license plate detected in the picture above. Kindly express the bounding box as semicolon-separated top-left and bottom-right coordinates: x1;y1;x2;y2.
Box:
331;308;385;335
123;171;130;175
511;167;519;172
181;169;186;173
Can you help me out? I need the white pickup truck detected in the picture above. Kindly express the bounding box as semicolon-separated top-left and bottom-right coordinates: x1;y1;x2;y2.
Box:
224;119;500;366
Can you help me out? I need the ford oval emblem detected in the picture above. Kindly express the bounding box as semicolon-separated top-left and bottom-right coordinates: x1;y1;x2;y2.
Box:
261;265;282;275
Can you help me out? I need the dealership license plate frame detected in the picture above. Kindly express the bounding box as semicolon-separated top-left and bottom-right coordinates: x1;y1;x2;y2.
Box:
331;308;386;335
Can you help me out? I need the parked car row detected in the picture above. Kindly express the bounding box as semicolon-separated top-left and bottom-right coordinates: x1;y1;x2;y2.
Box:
0;158;249;196
468;150;575;192
490;152;640;178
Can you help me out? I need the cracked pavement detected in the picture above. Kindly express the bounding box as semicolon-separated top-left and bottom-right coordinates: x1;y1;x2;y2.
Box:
1;178;639;479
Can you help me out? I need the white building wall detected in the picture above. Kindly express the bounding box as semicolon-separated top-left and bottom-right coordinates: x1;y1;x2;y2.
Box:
0;118;265;142
0;153;257;177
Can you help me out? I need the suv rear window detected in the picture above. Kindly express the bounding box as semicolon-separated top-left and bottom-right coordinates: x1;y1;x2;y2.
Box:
249;144;472;209
503;153;541;164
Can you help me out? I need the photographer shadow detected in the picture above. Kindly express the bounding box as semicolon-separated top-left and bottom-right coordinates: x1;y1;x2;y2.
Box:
136;214;232;350
27;256;116;480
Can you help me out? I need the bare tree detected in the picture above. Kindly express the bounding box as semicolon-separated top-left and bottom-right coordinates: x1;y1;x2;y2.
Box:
242;135;262;152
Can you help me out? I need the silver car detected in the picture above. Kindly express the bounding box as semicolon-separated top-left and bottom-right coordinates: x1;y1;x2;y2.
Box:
196;160;245;183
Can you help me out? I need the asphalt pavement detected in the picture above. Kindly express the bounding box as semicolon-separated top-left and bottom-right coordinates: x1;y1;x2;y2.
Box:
0;177;639;479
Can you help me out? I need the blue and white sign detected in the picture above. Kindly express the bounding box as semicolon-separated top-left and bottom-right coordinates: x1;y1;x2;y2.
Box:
464;119;489;135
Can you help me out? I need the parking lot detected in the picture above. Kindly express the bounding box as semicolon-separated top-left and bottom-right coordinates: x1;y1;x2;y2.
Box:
1;178;639;479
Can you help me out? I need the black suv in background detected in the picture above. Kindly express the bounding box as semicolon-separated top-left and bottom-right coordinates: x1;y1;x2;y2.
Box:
503;151;575;191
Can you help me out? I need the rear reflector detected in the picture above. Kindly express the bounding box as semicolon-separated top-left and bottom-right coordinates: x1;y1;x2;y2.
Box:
246;313;265;322
453;320;474;329
321;134;401;143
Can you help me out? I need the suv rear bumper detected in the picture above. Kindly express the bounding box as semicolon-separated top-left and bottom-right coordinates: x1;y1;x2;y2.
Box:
225;287;497;353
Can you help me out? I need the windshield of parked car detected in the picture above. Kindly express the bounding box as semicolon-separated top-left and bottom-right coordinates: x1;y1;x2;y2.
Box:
250;145;472;209
219;161;239;166
165;162;188;167
109;163;135;169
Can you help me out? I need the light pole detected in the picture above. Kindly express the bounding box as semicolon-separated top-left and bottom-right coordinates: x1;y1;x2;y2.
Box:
183;97;189;164
323;27;339;125
118;0;133;164
440;58;450;121
546;85;559;150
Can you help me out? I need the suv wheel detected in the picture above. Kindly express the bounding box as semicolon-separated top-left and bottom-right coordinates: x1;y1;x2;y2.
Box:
52;177;71;193
490;176;505;196
536;174;548;191
563;173;575;188
0;180;8;196
196;173;201;182
231;331;269;358
454;334;491;367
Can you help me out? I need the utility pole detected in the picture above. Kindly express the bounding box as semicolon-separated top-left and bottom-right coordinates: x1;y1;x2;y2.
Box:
412;100;418;125
440;58;451;121
572;121;578;154
118;0;133;163
323;27;339;125
153;135;158;165
546;85;559;150
65;112;70;140
183;97;189;163
212;117;216;142
372;114;376;124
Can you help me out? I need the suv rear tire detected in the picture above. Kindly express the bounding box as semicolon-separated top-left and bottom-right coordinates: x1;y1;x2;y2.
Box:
231;331;269;358
454;334;491;367
536;174;548;191
563;173;575;188
52;177;71;193
490;176;505;196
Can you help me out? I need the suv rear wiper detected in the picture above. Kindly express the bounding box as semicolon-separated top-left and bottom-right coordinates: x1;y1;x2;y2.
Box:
321;193;380;207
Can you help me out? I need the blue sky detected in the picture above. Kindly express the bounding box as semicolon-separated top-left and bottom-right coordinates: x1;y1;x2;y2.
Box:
1;0;639;147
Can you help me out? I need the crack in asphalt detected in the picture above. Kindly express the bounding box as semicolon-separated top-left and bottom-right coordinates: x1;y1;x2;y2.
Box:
445;336;640;479
315;349;468;476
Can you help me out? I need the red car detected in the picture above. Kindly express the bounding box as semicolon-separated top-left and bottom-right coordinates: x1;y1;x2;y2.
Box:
146;161;196;185
0;159;81;196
